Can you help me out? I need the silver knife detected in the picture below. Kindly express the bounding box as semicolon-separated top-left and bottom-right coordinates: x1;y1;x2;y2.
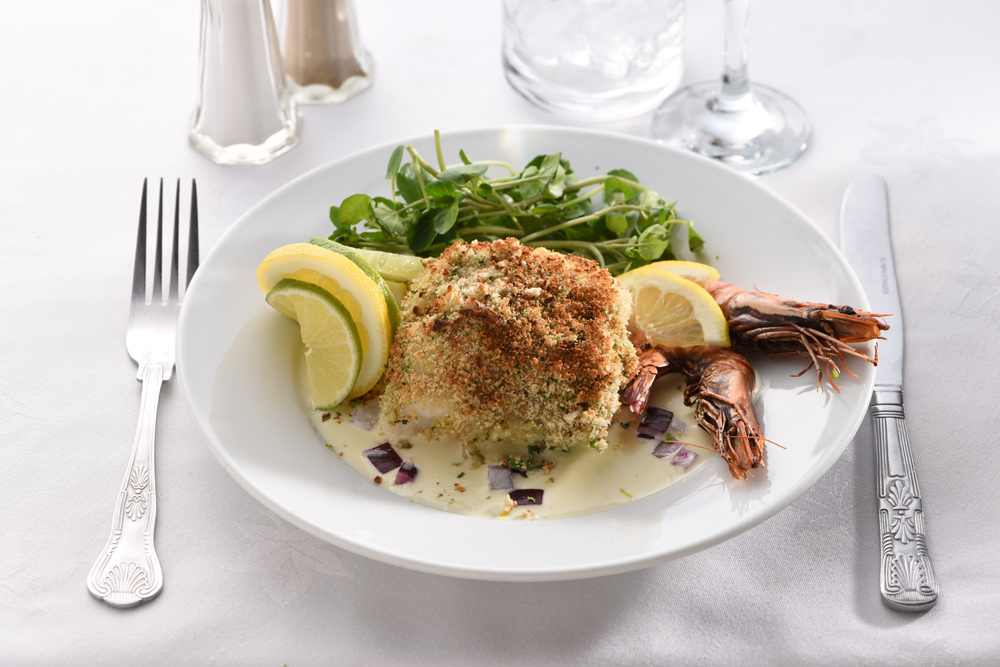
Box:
840;174;938;612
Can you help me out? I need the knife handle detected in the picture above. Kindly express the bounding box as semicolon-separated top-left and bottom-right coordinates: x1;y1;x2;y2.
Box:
870;388;938;612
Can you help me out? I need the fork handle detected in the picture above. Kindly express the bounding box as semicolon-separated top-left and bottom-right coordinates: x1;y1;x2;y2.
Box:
87;363;165;607
871;388;938;612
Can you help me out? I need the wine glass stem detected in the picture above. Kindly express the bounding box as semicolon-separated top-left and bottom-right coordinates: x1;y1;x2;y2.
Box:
716;0;752;113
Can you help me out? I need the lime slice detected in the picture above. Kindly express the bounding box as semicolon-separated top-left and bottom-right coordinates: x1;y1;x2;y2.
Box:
633;260;720;288
309;237;402;333
385;280;408;309
265;279;362;410
257;242;390;398
617;267;730;348
352;247;426;283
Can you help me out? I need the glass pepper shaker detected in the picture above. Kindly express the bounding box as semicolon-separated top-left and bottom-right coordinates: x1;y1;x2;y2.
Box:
281;0;374;104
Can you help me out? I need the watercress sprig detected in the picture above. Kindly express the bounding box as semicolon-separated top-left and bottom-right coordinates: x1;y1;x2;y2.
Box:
327;130;704;275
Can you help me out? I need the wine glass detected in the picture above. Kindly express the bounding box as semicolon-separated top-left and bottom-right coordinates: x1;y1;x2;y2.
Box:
652;0;810;176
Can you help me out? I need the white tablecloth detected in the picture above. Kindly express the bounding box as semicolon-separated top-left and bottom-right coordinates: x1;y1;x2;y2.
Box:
3;1;998;664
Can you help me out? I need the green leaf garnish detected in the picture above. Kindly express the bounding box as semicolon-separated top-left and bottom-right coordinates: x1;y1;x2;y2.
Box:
408;210;438;254
324;130;702;274
437;163;488;185
372;202;406;236
385;144;405;180
432;200;460;234
338;194;373;225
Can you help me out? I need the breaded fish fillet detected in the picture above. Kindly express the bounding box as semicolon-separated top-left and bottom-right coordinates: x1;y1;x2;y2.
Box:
381;238;637;451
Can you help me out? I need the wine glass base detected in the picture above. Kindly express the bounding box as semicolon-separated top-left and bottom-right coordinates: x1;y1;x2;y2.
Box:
652;81;811;176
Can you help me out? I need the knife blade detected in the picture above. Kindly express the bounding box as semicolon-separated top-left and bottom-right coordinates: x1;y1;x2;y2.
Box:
840;174;938;612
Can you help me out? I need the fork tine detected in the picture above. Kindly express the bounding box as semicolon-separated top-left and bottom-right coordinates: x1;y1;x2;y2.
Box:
186;179;200;289
132;179;148;302
151;178;165;302
169;179;180;301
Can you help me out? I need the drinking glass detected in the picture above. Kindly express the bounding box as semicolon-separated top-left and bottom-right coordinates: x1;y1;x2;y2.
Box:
652;0;809;175
189;0;301;166
503;0;686;121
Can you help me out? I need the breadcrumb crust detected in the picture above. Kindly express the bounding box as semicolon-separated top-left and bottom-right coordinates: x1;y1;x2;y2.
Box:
381;239;638;451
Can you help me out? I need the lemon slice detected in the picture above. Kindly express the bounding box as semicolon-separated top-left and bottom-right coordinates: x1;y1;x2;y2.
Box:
617;267;731;348
265;279;362;410
635;260;720;288
257;243;390;398
352;247;426;283
309;237;401;333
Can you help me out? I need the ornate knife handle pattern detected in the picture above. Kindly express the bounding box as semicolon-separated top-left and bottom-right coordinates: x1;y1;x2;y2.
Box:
871;387;938;612
87;364;164;607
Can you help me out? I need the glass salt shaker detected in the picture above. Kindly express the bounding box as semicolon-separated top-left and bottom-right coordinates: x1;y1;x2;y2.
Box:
189;0;301;166
280;0;374;104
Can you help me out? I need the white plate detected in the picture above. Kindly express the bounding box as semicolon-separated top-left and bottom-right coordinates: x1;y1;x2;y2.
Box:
177;126;874;581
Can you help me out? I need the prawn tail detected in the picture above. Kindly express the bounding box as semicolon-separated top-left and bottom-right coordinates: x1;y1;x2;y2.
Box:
621;346;674;414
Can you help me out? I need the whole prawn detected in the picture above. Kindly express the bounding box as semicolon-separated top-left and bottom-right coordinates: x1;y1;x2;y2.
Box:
621;283;887;479
622;344;764;480
707;281;888;390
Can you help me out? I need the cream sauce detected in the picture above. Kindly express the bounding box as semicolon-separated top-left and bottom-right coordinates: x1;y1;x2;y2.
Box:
307;370;714;520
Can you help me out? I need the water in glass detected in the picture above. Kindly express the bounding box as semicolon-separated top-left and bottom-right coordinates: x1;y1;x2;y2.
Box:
503;0;685;121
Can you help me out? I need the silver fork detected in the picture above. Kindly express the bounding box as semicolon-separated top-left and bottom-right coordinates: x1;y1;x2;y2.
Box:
87;178;199;608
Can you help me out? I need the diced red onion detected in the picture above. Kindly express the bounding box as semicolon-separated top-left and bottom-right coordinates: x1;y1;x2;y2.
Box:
488;465;514;490
363;443;402;473
509;489;544;506
671;448;698;469
394;459;418;485
669;415;687;436
638;407;674;439
652;441;682;460
349;401;379;431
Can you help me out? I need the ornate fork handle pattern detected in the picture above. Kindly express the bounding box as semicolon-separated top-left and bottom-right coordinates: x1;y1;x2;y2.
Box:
87;363;165;607
871;387;938;612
